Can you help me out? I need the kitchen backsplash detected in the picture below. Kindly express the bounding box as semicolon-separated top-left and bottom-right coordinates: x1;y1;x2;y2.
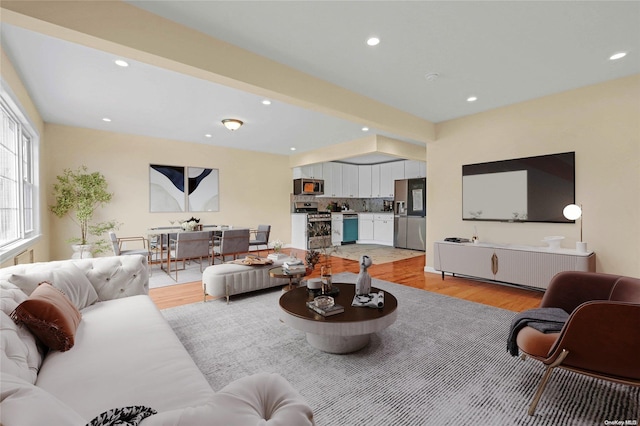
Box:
291;194;393;213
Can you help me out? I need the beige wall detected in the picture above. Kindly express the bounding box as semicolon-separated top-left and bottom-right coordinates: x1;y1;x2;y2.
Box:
427;74;640;276
45;124;292;260
0;48;48;268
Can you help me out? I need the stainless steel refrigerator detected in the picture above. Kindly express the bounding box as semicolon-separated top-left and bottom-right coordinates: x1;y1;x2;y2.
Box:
394;178;426;251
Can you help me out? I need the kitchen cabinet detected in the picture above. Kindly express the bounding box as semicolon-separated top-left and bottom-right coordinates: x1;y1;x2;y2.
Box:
293;164;323;179
403;160;426;179
358;213;374;241
371;165;382;197
342;164;359;198
379;163;395;198
331;213;343;245
358;165;372;198
433;241;596;290
291;214;308;250
322;162;343;197
373;214;394;246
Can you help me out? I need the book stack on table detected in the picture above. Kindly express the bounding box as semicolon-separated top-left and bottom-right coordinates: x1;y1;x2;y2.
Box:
306;301;345;316
283;259;306;274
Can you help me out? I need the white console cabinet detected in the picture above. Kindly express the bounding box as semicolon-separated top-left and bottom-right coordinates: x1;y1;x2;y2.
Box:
433;241;595;290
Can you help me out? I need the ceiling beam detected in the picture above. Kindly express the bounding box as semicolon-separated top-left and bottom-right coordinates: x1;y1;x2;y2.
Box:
1;1;435;143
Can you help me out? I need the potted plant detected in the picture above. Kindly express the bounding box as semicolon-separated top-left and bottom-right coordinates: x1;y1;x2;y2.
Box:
49;166;118;258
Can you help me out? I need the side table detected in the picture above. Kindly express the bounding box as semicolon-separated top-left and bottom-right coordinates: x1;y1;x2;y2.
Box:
268;266;307;292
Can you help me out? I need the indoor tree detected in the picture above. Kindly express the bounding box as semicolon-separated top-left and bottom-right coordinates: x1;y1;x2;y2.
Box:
49;166;118;257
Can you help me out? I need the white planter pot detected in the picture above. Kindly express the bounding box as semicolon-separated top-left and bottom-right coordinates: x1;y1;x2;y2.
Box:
71;244;94;259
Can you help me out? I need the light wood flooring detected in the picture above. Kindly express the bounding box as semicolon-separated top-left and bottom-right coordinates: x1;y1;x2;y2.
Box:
150;248;543;312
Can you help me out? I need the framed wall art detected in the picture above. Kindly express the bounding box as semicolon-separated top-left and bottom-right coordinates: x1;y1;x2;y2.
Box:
149;164;219;212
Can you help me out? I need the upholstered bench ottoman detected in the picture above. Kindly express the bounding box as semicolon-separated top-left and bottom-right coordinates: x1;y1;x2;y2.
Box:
202;262;293;302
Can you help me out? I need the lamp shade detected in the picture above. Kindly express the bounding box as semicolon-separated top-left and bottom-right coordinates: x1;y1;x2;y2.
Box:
222;119;243;131
563;204;582;220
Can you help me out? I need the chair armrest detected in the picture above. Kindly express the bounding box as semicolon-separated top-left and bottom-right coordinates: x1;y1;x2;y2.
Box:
545;301;640;382
117;236;148;249
540;271;621;312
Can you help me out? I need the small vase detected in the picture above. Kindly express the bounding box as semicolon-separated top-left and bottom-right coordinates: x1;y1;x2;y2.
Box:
321;265;332;294
71;244;93;259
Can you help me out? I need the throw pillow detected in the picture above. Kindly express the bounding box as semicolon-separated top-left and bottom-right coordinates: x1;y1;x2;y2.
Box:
11;283;82;352
9;263;99;310
87;406;157;426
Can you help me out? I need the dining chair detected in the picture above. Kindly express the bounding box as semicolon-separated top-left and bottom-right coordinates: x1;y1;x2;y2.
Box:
249;225;271;255
109;232;152;273
212;228;250;264
168;231;211;281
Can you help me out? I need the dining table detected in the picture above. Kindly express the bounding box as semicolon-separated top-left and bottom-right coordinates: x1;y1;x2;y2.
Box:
146;225;254;274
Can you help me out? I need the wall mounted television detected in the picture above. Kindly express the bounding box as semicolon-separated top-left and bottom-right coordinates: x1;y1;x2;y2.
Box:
462;152;575;223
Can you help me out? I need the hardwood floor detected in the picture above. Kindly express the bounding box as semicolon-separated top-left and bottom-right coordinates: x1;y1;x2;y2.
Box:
150;248;543;312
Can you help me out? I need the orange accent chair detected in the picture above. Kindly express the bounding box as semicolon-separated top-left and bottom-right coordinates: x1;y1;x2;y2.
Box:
514;271;640;415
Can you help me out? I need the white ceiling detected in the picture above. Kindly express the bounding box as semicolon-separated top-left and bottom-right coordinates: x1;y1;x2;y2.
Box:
1;1;639;164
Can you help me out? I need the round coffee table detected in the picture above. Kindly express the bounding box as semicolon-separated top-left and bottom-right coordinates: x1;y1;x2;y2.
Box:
279;283;398;354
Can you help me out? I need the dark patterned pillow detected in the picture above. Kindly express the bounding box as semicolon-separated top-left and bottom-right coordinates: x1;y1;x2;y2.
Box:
87;406;157;426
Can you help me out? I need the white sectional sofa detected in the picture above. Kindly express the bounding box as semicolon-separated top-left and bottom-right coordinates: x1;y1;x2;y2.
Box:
0;255;314;425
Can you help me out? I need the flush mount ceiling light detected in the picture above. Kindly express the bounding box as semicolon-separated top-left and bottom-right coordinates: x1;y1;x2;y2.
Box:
222;119;243;131
290;147;296;151
102;117;112;122
362;127;369;132
467;96;478;102
261;99;271;105
424;72;439;82
114;59;129;67
609;52;627;60
366;37;380;46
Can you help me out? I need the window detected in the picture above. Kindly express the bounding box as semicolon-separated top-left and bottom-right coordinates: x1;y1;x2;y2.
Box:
0;90;39;261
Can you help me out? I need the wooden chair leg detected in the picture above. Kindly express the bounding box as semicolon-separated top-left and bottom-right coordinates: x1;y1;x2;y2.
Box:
528;350;569;416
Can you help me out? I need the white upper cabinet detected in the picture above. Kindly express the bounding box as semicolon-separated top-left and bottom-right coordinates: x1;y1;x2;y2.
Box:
322;162;343;197
358;165;372;198
342;164;359;198
403;160;426;179
371;164;381;198
294;159;424;198
293;164;323;179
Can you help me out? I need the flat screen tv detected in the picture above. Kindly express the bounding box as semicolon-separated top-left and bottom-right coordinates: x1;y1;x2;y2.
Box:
462;152;575;223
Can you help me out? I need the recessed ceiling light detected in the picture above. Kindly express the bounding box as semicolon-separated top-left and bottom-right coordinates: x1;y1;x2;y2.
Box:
262;99;271;105
609;52;627;60
366;37;380;46
362;127;369;132
114;59;129;67
290;147;296;151
102;117;111;122
467;96;478;102
205;134;212;138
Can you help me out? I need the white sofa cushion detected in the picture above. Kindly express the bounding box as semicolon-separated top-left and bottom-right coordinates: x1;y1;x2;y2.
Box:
7;263;98;309
0;372;85;426
0;255;149;302
0;281;43;384
35;295;215;420
140;373;315;426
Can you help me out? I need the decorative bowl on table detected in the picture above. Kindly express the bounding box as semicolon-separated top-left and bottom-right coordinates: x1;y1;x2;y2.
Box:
543;236;565;250
314;295;334;309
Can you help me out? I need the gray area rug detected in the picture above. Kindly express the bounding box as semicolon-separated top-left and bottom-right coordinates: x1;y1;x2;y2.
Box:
162;273;639;425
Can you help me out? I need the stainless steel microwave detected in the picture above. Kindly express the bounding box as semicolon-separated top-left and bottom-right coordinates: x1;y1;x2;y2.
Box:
293;178;324;195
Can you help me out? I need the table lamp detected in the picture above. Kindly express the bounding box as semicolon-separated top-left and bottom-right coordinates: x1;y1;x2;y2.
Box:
563;204;586;252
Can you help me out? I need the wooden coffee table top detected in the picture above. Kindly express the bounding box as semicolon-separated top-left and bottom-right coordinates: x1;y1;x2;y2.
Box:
279;282;397;323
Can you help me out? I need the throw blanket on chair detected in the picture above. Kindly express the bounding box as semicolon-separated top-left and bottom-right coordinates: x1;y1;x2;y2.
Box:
507;307;569;356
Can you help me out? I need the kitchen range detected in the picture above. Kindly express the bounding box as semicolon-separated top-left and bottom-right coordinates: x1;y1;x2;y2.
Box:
292;202;332;250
